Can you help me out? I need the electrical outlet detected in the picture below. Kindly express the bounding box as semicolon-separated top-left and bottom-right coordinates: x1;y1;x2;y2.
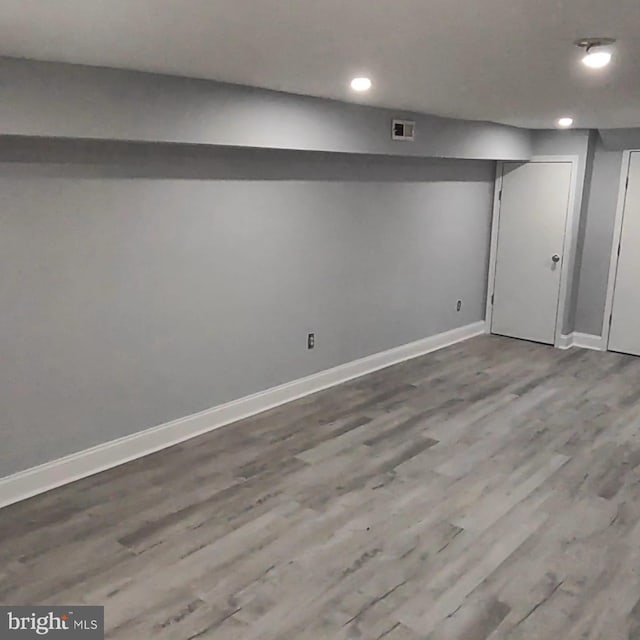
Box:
307;333;315;349
456;300;462;312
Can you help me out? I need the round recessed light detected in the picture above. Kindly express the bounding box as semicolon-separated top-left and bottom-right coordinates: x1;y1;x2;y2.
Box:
557;117;574;128
583;50;612;68
350;77;372;92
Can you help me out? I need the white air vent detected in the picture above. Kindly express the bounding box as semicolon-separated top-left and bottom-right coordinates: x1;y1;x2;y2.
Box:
392;119;416;141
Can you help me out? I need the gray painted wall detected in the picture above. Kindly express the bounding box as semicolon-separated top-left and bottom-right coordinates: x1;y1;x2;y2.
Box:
574;139;623;336
0;57;531;160
567;131;596;335
599;128;640;151
0;140;495;477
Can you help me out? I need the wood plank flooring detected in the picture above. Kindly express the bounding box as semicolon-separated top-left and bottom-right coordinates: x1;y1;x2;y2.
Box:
3;335;640;639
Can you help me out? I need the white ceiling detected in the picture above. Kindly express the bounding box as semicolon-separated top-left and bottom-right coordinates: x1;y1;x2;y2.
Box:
0;0;638;129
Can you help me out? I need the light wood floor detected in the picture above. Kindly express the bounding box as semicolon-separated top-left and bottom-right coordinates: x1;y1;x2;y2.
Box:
3;335;640;639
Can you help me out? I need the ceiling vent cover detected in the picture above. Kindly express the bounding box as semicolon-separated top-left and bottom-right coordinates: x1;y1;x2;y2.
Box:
392;119;416;141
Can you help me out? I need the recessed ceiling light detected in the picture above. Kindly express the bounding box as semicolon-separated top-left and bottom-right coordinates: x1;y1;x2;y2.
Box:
583;50;612;68
575;38;616;69
557;117;574;128
350;77;372;92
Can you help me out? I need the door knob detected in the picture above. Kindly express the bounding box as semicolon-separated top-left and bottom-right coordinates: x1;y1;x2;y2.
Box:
552;254;561;263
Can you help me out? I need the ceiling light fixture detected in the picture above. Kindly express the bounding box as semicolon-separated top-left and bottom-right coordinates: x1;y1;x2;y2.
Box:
583;50;612;68
350;77;372;92
575;37;616;69
557;117;574;128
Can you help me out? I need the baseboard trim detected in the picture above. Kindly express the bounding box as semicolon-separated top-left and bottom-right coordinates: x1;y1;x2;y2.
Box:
557;333;573;350
572;332;606;351
0;321;486;509
559;332;605;351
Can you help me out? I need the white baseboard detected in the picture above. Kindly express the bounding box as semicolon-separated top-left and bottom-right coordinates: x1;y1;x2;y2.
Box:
572;332;606;351
0;321;486;509
557;333;573;350
559;332;605;351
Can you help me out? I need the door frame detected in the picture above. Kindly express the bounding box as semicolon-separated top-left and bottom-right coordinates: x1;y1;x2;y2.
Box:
485;155;580;348
602;149;638;350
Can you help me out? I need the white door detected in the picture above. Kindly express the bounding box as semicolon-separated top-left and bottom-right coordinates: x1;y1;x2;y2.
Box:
609;153;640;356
491;161;572;345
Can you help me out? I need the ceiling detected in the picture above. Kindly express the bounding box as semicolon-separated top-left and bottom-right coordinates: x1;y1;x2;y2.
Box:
0;0;638;129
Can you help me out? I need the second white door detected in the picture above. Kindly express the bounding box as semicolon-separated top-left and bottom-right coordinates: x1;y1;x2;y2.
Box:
491;161;573;345
609;152;640;356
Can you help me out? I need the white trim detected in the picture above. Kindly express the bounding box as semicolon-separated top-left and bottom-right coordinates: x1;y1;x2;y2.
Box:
557;333;574;350
572;332;605;351
485;161;503;329
602;150;636;350
485;156;580;349
0;321;485;509
558;332;605;351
